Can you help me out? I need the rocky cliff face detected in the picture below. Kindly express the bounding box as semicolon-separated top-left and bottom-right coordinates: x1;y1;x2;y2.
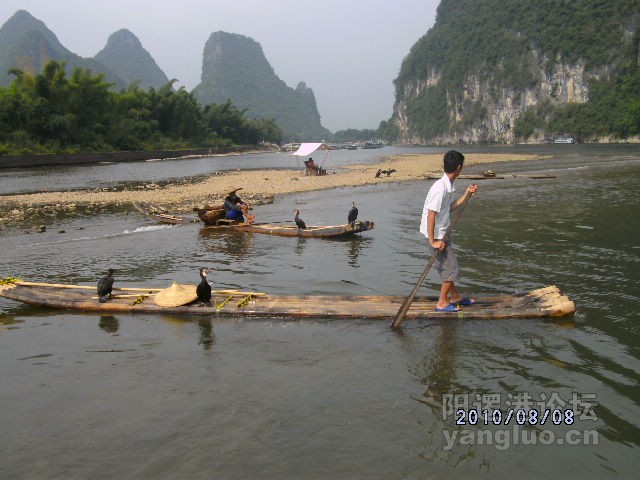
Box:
392;0;640;144
193;31;331;141
396;52;604;144
94;29;169;89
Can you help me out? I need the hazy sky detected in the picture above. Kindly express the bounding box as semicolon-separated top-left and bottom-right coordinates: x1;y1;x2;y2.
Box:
0;0;439;132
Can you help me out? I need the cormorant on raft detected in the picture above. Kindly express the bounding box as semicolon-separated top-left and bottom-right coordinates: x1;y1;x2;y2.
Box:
97;268;115;303
197;267;212;307
348;202;358;225
294;210;307;230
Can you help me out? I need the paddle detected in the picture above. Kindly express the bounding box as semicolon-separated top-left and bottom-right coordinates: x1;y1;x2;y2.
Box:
390;192;474;329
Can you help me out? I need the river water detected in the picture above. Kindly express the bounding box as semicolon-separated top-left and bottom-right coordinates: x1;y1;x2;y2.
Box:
0;144;638;479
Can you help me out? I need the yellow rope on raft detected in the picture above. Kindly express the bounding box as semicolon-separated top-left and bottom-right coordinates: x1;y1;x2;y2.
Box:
0;277;21;285
236;295;253;309
216;295;233;312
131;295;148;305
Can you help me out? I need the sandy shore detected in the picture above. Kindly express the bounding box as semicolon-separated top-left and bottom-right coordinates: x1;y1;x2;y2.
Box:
0;152;541;226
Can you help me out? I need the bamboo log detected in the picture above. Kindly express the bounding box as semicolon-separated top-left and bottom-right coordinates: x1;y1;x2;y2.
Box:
529;285;560;297
92;291;266;300
547;300;576;316
91;294;152;299
508;173;556;179
214;290;266;297
13;280;265;297
426;173;505;180
14;281;160;292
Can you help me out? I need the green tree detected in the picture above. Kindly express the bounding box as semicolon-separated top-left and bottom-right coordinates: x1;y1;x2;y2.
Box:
334;128;379;143
0;60;286;155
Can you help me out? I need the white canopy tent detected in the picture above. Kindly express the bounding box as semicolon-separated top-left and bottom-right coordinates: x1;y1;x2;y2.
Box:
290;142;330;174
291;142;328;157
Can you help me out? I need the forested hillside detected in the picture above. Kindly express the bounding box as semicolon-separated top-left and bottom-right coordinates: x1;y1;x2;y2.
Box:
0;11;313;150
0;61;282;155
390;0;640;144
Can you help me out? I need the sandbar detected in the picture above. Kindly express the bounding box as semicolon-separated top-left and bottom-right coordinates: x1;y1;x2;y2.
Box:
0;152;542;226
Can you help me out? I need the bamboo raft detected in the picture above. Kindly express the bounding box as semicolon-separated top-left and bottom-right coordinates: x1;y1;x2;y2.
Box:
202;220;375;237
425;173;556;180
0;280;575;320
133;202;200;225
136;202;376;238
192;204;375;237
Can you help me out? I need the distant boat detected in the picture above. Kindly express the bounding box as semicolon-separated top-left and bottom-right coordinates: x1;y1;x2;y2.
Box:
281;142;301;152
554;135;575;144
363;140;386;149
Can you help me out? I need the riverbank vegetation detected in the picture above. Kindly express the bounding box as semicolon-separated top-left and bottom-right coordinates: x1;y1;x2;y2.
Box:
0;60;283;155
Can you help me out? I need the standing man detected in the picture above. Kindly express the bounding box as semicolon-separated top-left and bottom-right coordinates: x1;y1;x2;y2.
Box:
420;150;478;312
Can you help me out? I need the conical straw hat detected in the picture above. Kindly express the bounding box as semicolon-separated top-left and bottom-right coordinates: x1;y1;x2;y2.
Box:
154;282;198;307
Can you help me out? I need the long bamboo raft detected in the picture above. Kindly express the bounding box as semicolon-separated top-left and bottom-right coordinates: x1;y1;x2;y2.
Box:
137;202;375;237
0;280;575;320
202;220;375;237
425;173;556;180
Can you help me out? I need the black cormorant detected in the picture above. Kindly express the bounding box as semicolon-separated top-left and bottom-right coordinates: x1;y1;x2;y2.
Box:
197;267;212;306
348;201;358;225
97;268;115;303
294;210;306;230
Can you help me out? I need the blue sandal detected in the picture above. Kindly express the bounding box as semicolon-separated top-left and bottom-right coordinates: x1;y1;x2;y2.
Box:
435;304;461;313
451;297;475;306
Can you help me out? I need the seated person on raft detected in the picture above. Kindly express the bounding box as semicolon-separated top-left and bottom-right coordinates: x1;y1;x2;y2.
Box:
304;157;326;176
224;188;255;223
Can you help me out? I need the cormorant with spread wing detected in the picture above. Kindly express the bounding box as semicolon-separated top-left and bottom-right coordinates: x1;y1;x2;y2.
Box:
97;268;115;303
348;201;358;225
